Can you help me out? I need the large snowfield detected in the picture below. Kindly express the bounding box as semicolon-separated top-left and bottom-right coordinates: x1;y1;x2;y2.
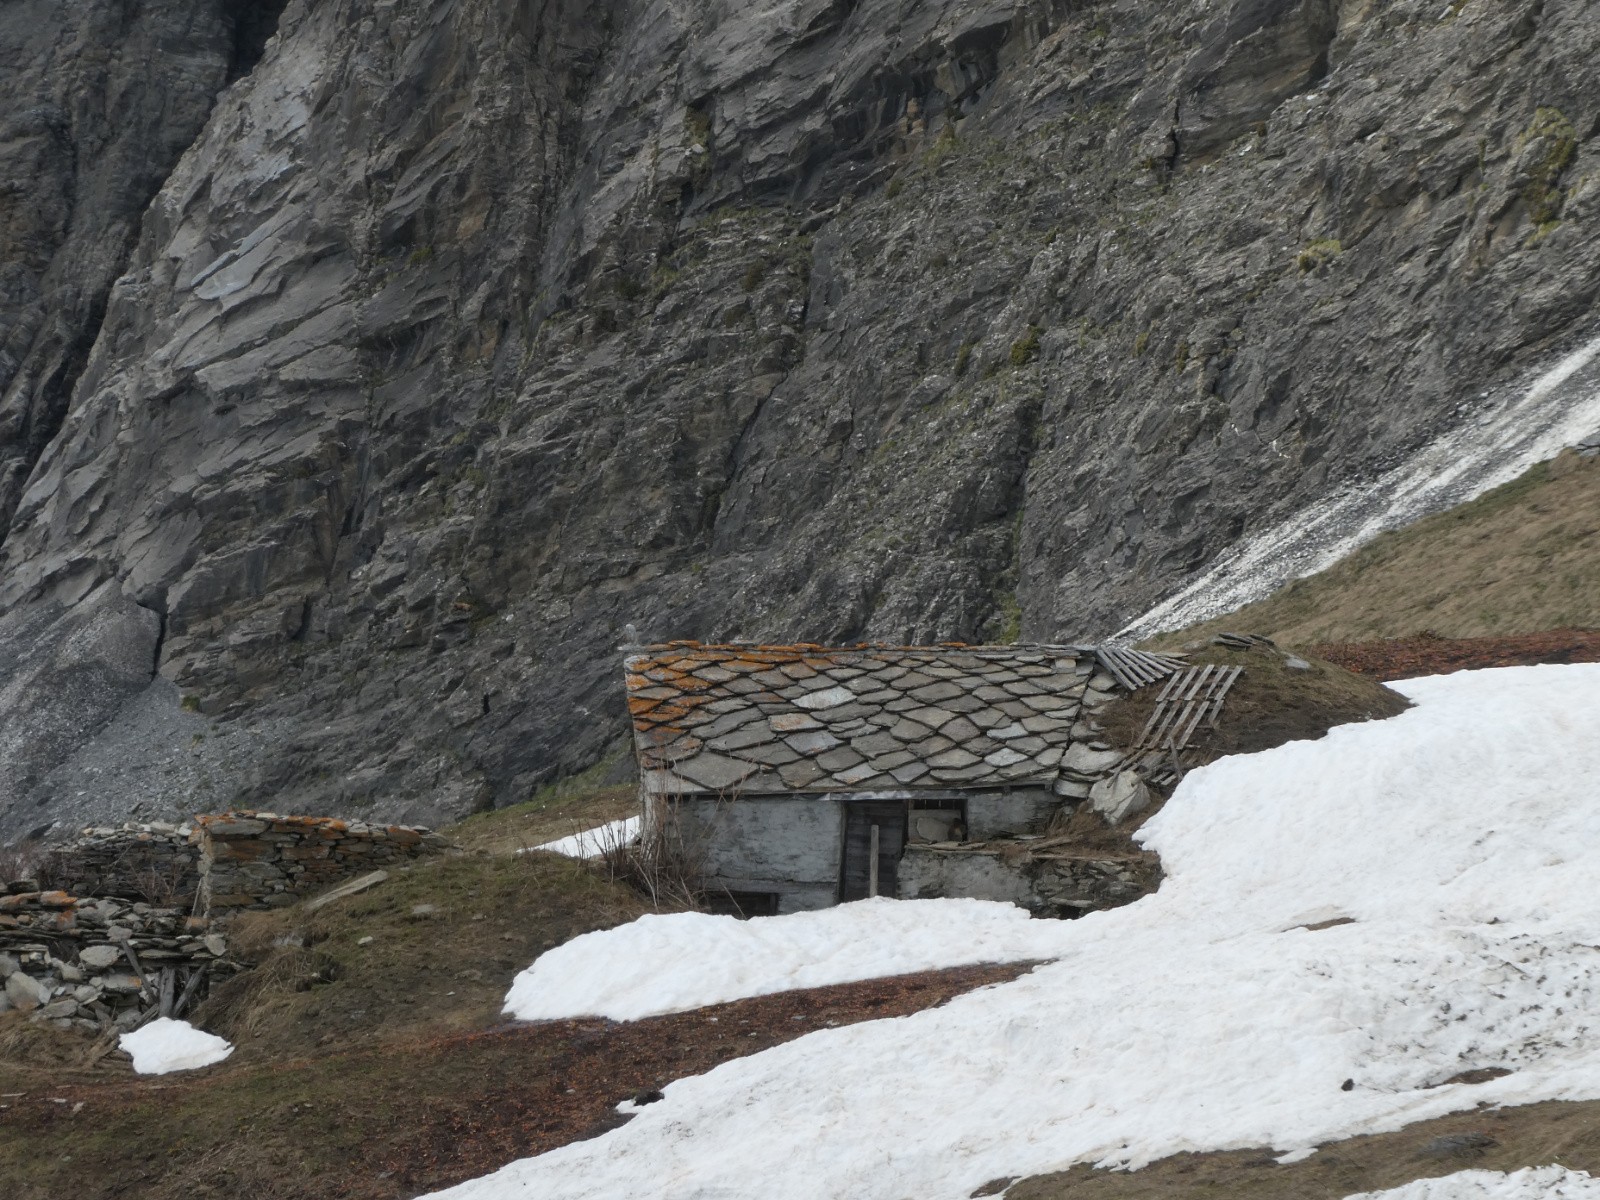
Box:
429;664;1600;1200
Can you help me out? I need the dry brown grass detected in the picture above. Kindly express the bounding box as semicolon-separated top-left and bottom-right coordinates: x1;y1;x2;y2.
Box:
1011;1097;1600;1199
1150;449;1600;648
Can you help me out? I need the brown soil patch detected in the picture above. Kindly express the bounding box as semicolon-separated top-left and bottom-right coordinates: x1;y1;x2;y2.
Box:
0;962;1031;1200
1311;628;1600;682
1010;1096;1600;1199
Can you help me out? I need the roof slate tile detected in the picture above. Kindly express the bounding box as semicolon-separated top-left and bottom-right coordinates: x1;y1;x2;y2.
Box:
941;716;981;742
735;741;803;767
909;680;964;703
907;706;957;730
675;753;759;791
708;726;778;752
794;685;857;710
816;746;865;772
778;759;826;788
769;712;822;732
625;643;1173;797
786;730;842;755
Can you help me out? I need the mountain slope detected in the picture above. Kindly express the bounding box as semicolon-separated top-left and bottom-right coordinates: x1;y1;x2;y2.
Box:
2;0;1600;833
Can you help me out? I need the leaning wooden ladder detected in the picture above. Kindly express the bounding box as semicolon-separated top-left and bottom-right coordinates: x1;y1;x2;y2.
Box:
1130;663;1243;786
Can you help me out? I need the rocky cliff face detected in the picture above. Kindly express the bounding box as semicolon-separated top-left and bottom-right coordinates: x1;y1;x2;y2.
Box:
1;0;1597;836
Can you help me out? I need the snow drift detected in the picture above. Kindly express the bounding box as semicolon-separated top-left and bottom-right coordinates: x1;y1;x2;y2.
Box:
431;664;1600;1200
504;897;1057;1021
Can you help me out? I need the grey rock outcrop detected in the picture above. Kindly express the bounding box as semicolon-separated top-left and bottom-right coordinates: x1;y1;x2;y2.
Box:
2;0;1599;835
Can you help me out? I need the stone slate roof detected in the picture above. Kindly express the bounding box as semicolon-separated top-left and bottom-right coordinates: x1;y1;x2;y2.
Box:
625;642;1169;797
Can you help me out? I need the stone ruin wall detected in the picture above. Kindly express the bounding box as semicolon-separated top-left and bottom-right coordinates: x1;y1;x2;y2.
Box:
1;813;449;1032
40;824;203;907
37;812;450;916
196;812;449;912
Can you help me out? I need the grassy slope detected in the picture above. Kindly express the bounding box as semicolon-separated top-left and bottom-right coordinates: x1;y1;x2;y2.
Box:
1149;450;1600;648
0;790;650;1200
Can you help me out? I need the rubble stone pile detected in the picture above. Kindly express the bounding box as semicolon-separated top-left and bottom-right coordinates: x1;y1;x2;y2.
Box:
197;811;450;912
0;884;237;1032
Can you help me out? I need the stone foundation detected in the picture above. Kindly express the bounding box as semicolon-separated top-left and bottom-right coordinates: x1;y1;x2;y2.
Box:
897;843;1159;918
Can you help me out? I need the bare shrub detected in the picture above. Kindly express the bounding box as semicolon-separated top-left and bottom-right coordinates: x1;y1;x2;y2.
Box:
593;803;708;912
0;842;45;888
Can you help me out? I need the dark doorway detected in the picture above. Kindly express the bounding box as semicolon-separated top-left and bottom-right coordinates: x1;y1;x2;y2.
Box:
839;801;906;902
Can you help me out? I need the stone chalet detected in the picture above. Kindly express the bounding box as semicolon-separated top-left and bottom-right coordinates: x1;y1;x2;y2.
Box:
624;641;1196;915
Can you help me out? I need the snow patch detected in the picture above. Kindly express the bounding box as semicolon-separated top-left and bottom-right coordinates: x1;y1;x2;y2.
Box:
119;1018;234;1075
503;897;1056;1021
525;816;640;860
428;665;1600;1200
1344;1166;1600;1198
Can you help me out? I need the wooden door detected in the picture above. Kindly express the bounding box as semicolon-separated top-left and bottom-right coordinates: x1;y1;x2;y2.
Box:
839;801;906;902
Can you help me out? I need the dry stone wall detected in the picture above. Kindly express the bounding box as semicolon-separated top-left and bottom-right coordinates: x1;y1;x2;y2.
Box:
898;844;1159;919
35;813;450;916
41;822;201;906
196;812;449;912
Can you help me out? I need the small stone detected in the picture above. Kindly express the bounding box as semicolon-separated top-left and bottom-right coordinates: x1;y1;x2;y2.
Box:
357;936;375;946
1285;656;1312;670
34;997;78;1021
0;952;17;978
1419;1132;1497;1160
1063;743;1124;774
5;972;51;1011
410;904;438;918
1090;771;1154;825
